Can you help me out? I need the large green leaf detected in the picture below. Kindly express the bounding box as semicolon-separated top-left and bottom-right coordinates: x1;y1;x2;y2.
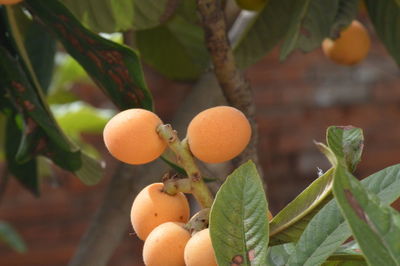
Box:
233;0;295;68
333;165;400;265
0;221;27;253
210;161;269;265
364;0;400;65
269;168;334;245
25;0;153;111
61;0;176;33
280;0;339;60
136;15;209;80
287;164;400;266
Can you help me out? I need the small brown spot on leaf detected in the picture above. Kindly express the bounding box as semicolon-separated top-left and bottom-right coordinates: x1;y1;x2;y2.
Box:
232;255;243;264
23;100;35;112
12;81;25;92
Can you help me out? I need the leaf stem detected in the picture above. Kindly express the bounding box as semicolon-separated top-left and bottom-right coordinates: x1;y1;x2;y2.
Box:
157;124;214;208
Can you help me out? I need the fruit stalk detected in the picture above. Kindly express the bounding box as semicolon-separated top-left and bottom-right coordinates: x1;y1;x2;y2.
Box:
157;124;214;208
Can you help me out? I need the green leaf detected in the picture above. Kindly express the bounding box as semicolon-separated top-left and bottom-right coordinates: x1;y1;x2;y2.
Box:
233;0;295;69
333;165;400;265
328;0;360;38
5;113;39;196
364;0;400;65
267;243;296;265
61;0;176;33
210;161;269;265
322;260;367;266
267;242;366;266
25;0;153;111
136;15;209;80
326;126;363;173
24;20;56;92
132;0;177;30
61;0;134;33
287;164;400;266
280;0;339;60
51;101;115;136
0;221;27;253
269;168;334;245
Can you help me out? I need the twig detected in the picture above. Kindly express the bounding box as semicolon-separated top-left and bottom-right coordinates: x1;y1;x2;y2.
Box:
196;0;260;168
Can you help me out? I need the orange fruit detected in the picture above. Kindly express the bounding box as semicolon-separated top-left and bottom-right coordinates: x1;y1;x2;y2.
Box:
103;109;166;165
322;20;370;65
143;222;190;266
187;106;251;163
184;228;217;266
130;183;190;240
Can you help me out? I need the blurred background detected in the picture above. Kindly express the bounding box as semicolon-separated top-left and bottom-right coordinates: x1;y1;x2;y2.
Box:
1;10;400;266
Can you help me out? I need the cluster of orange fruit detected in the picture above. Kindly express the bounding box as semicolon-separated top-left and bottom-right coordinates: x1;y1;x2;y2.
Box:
103;106;251;265
130;182;216;266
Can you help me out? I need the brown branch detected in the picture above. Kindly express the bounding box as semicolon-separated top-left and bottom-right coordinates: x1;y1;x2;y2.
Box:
196;0;260;168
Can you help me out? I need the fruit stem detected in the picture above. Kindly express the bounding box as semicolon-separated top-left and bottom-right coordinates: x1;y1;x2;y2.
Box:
157;124;214;209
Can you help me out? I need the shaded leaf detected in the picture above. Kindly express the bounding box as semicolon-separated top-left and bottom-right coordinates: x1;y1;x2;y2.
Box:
0;221;27;253
333;165;400;265
280;0;339;60
136;15;209;80
61;0;134;33
364;0;400;66
5;113;39;196
61;0;178;32
24;20;56;92
269;168;334;245
287;164;400;266
233;0;295;68
210;161;269;265
25;0;153;110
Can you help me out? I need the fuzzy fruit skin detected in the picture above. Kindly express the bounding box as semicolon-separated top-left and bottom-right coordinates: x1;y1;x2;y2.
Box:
103;109;166;165
187;106;251;163
143;222;190;266
184;228;217;266
130;183;190;240
0;0;23;4
322;20;370;66
235;0;266;11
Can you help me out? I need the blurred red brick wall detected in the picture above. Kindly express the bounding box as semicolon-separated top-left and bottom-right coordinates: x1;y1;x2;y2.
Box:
1;19;400;265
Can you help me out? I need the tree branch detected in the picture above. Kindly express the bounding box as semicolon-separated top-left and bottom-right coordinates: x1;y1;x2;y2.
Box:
196;0;260;168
